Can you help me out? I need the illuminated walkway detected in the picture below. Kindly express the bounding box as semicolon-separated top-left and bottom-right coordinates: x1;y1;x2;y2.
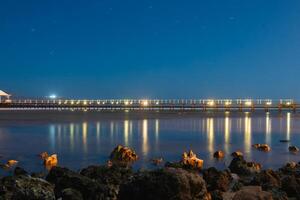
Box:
0;98;298;112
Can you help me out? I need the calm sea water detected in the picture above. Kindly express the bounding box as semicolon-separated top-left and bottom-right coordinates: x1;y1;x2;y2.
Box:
0;111;300;175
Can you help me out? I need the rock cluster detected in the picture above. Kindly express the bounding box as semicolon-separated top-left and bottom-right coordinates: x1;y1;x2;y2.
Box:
2;146;300;199
110;145;138;166
252;144;271;152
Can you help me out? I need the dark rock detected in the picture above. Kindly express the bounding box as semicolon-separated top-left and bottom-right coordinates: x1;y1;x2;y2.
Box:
288;146;299;153
279;162;300;177
229;157;261;176
213;151;225;159
110;145;138;166
251;169;281;190
0;175;55;200
118;167;211;200
80;165;133;199
280;175;300;199
31;172;46;179
232;186;273;200
210;190;223;200
13;167;28;176
203;167;232;192
46;166;107;199
279;140;290;143
61;188;83;200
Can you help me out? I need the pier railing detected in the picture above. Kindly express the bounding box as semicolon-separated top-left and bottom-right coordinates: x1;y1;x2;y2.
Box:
0;99;298;112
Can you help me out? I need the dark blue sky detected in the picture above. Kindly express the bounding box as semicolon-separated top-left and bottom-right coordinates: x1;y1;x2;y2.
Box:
1;0;300;99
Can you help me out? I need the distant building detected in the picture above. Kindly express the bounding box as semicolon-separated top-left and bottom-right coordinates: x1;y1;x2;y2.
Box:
0;90;11;103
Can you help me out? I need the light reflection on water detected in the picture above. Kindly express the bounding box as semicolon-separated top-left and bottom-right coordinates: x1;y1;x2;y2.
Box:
0;112;300;174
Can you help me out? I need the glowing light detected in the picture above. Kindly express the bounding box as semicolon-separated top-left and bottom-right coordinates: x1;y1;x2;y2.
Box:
49;95;57;99
142;120;149;155
266;101;272;106
286;102;291;106
70;100;74;105
124;120;129;146
124;101;129;105
287;112;291;140
206;118;214;154
244;115;252;156
225;101;232;106
142;100;149;106
245;100;252;106
83;101;87;105
207;100;215;106
156;101;159;105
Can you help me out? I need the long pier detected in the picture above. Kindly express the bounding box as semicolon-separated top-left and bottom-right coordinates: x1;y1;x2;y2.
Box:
0;99;298;112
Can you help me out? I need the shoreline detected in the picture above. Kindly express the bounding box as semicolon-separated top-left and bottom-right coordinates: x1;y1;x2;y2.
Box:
1;146;300;199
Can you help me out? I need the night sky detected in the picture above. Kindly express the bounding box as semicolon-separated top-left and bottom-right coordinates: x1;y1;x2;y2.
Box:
1;0;300;99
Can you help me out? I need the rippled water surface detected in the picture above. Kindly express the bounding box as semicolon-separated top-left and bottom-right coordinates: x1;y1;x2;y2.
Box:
1;111;300;175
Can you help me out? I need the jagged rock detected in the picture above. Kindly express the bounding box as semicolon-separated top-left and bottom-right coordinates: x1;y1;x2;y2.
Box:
288;146;299;153
80;165;133;199
279;162;300;177
251;170;281;190
0;175;55;200
213;151;225;159
231;151;243;158
181;150;204;170
44;154;58;170
0;160;18;169
61;188;83;200
118;167;211;200
14;167;28;176
232;186;273;200
203;167;232;192
46;166;107;199
110;145;138;166
280;175;300;199
252;144;271;152
229;157;261;176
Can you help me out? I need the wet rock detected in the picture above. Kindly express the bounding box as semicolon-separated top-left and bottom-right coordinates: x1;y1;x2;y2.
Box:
0;160;18;169
0;175;55;200
110;145;138;166
251;169;281;190
232;186;273;200
280;175;300;199
31;172;46;179
288;146;299;153
46;166;106;199
181;150;204;170
80;165;133;199
231;151;243;158
61;188;83;200
118;167;211;200
229;157;261;176
252;144;271;152
213;151;225;159
44;154;58;170
150;158;163;166
203;167;232;192
14;167;28;176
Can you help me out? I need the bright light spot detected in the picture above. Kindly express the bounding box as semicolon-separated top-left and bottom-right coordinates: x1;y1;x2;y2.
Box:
225;101;231;106
70;100;74;105
266;101;272;106
156;101;159;105
83;101;87;105
286;102;291;106
142;100;149;106
124;101;129;105
207;100;215;106
49;95;57;99
245;101;252;106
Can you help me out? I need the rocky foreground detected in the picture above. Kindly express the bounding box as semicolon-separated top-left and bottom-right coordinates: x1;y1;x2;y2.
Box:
1;146;300;200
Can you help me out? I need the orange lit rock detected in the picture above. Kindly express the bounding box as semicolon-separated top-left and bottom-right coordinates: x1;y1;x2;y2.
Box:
7;160;18;166
213;151;225;159
44;154;58;169
181;150;204;170
110;145;138;165
252;144;271;152
231;151;243;158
